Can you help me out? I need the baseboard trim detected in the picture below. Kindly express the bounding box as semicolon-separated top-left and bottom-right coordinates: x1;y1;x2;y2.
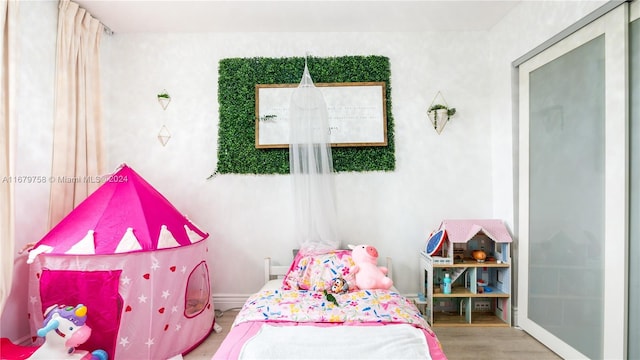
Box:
212;294;250;312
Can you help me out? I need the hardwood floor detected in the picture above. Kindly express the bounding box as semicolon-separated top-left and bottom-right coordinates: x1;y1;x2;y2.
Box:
433;327;561;360
183;309;239;360
183;310;561;360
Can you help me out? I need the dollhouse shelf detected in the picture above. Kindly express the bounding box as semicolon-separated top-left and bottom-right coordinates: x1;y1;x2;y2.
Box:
433;287;509;298
420;251;512;327
433;312;508;327
418;219;513;327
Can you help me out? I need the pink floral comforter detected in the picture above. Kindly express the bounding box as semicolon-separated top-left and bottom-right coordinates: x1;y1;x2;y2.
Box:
233;288;430;331
214;288;447;360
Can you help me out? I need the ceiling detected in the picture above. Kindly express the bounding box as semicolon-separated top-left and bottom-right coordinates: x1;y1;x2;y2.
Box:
75;1;521;33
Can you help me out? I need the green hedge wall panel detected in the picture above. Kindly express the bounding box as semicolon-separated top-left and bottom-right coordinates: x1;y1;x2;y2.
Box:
216;55;394;174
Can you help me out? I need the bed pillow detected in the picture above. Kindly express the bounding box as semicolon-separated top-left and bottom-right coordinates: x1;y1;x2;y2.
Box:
282;250;356;292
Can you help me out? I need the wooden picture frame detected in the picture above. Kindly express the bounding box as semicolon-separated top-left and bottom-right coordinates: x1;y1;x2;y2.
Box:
255;82;387;149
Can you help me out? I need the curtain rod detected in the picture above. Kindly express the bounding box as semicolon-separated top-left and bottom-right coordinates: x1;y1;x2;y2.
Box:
73;0;114;36
103;25;114;36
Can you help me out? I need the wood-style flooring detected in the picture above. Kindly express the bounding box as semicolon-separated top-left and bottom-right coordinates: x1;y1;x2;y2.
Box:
183;310;562;360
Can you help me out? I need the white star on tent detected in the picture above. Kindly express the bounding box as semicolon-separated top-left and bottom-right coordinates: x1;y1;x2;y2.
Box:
172;306;178;313
65;230;96;255
29;296;37;304
119;337;130;347
121;276;131;285
181;266;187;273
175;324;182;331
145;338;155;347
150;261;160;271
115;228;142;253
138;294;147;303
162;290;170;299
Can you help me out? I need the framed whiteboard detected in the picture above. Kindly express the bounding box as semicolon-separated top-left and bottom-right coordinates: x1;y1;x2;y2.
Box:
255;82;387;149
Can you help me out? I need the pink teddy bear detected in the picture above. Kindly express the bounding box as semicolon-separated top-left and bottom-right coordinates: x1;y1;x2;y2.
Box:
349;244;393;290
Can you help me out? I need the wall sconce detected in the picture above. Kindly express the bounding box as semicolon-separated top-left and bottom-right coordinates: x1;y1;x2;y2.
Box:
157;125;171;146
157;89;171;110
427;91;456;134
157;89;171;146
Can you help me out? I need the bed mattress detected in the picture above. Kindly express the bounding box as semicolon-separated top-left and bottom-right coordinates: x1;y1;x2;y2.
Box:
213;281;446;359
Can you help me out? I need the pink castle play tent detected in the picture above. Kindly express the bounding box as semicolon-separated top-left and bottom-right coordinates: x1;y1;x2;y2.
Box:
25;164;214;359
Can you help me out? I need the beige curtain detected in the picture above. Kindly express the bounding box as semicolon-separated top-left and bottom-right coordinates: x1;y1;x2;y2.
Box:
48;0;105;228
0;0;18;314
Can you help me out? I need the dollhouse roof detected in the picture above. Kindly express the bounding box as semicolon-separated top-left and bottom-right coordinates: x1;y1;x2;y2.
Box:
28;164;208;261
439;219;512;244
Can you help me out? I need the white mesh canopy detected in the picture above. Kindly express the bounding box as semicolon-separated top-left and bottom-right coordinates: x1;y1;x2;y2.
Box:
289;61;339;254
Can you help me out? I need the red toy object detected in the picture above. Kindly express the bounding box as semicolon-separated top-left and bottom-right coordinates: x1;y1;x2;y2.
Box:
1;338;39;359
425;229;446;256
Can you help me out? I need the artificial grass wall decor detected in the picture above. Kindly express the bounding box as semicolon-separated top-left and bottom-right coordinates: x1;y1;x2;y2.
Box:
216;55;395;174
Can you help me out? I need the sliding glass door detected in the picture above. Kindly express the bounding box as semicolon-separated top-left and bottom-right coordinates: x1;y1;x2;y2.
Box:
518;4;628;359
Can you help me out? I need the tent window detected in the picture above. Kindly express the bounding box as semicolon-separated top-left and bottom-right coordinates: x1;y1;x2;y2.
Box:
184;261;210;318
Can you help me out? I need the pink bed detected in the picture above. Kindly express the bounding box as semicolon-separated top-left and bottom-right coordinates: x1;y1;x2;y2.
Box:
212;250;447;359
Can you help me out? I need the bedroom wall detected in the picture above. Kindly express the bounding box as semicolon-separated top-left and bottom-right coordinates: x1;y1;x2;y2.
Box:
100;31;494;307
1;1;609;342
102;0;607;309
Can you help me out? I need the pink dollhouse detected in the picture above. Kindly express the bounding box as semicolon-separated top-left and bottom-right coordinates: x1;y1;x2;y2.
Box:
426;219;513;265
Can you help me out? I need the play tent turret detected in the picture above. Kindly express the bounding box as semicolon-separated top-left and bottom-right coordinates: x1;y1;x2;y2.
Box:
26;164;214;359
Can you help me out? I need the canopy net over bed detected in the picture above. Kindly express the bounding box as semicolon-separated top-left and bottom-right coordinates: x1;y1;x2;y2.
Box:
289;60;339;254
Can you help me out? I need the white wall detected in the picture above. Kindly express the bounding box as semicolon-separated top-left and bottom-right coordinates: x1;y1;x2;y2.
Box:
101;31;495;307
100;0;608;309
1;0;609;342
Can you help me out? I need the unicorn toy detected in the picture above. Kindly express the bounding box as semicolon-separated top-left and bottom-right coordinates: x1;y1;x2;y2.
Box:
1;304;108;360
29;304;108;360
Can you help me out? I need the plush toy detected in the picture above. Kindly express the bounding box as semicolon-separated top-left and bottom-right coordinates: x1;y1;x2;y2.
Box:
330;277;350;294
348;244;393;290
31;304;108;360
1;304;108;360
